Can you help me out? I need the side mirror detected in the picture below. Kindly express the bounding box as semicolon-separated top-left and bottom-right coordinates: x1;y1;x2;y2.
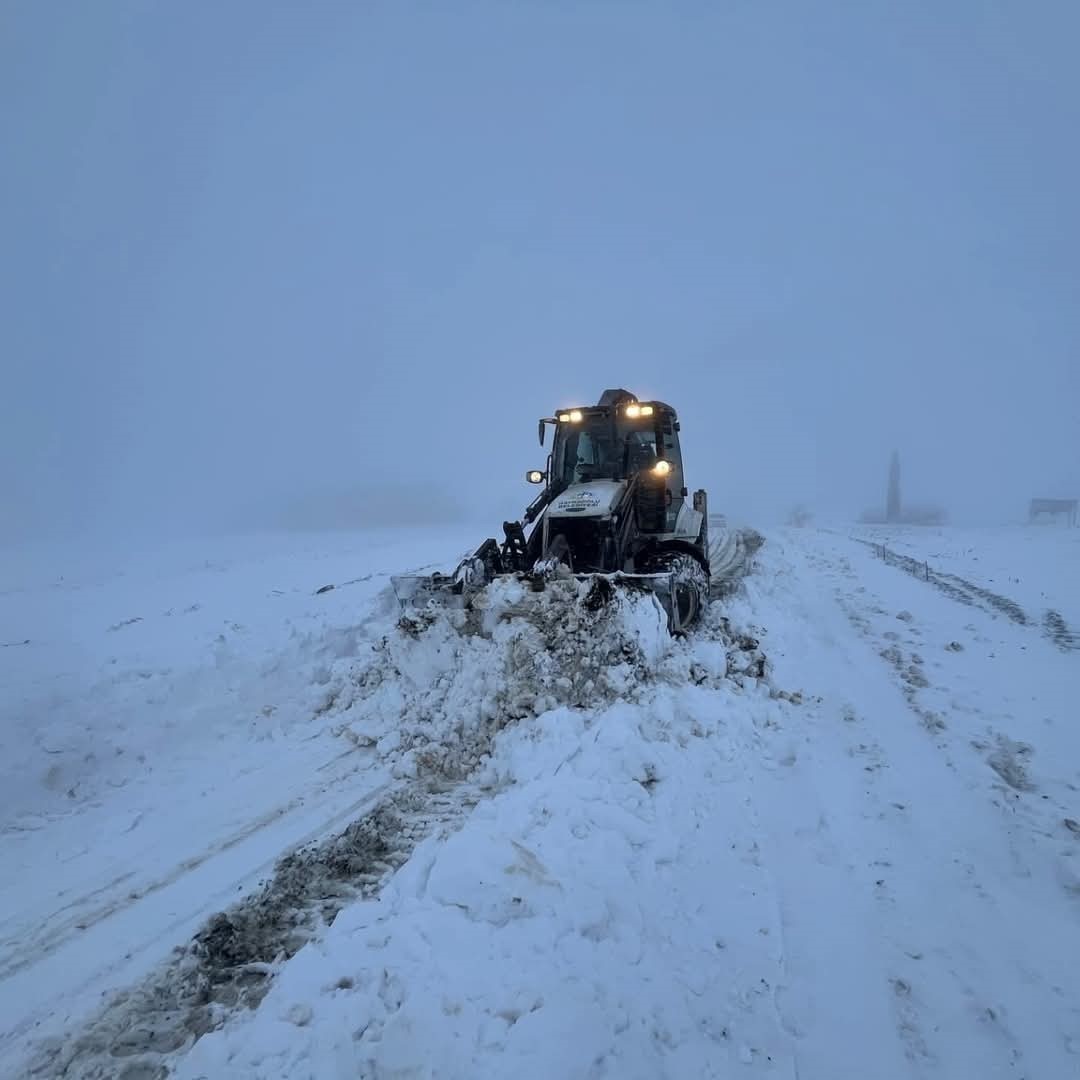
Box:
526;469;546;485
538;420;546;446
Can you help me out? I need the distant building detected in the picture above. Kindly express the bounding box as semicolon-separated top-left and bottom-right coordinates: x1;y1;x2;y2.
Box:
1029;498;1078;526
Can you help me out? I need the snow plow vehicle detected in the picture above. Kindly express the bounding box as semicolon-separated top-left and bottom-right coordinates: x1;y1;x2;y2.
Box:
392;389;713;632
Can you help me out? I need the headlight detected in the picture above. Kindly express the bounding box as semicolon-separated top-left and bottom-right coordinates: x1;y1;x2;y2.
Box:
640;405;654;416
526;469;545;484
569;409;583;422
625;404;641;418
558;413;570;423
652;460;672;477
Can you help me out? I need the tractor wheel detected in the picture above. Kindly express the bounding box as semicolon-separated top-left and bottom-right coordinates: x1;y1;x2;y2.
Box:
648;551;709;631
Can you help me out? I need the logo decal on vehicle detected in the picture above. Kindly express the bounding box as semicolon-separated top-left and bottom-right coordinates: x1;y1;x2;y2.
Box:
559;489;602;510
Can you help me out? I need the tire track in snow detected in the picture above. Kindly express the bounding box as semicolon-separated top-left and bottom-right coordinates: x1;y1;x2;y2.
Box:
0;746;386;1055
709;525;765;598
3;773;397;1067
741;549;938;1075
832;539;1067;806
1044;609;1080;652
722;731;803;1076
854;538;1080;653
0;755;357;983
27;780;474;1080
799;534;1080;1072
780;540;1055;1072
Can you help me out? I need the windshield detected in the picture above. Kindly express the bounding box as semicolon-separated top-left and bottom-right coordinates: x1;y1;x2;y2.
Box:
555;418;661;487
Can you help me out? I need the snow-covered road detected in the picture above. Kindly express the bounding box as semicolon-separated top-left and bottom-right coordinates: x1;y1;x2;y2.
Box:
2;525;1078;1078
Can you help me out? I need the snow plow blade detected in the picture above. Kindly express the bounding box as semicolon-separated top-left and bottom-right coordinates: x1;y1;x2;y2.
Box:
391;567;703;635
390;524;760;635
390;550;494;612
390;573;468;611
583;571;696;634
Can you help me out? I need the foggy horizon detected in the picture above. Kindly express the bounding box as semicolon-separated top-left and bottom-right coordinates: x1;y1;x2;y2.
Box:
3;2;1077;548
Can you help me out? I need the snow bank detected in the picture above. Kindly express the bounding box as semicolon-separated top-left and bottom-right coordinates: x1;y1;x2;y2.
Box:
176;627;785;1080
322;575;676;785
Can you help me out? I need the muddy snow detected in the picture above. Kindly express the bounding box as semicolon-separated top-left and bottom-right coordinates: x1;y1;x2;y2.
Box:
2;524;1079;1079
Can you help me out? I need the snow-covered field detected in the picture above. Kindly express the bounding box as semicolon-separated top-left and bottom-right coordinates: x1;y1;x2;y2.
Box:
850;523;1080;652
2;523;1079;1078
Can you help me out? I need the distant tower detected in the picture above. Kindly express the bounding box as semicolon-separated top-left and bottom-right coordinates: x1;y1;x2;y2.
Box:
886;451;902;523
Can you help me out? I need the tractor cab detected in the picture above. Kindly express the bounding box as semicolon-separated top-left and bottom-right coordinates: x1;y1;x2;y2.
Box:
534;389;687;533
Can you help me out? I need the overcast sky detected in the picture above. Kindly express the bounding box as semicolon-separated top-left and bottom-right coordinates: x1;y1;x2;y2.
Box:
2;1;1077;544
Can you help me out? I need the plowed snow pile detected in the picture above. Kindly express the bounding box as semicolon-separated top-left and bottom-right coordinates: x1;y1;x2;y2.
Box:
327;576;676;781
27;570;766;1080
173;585;774;1080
